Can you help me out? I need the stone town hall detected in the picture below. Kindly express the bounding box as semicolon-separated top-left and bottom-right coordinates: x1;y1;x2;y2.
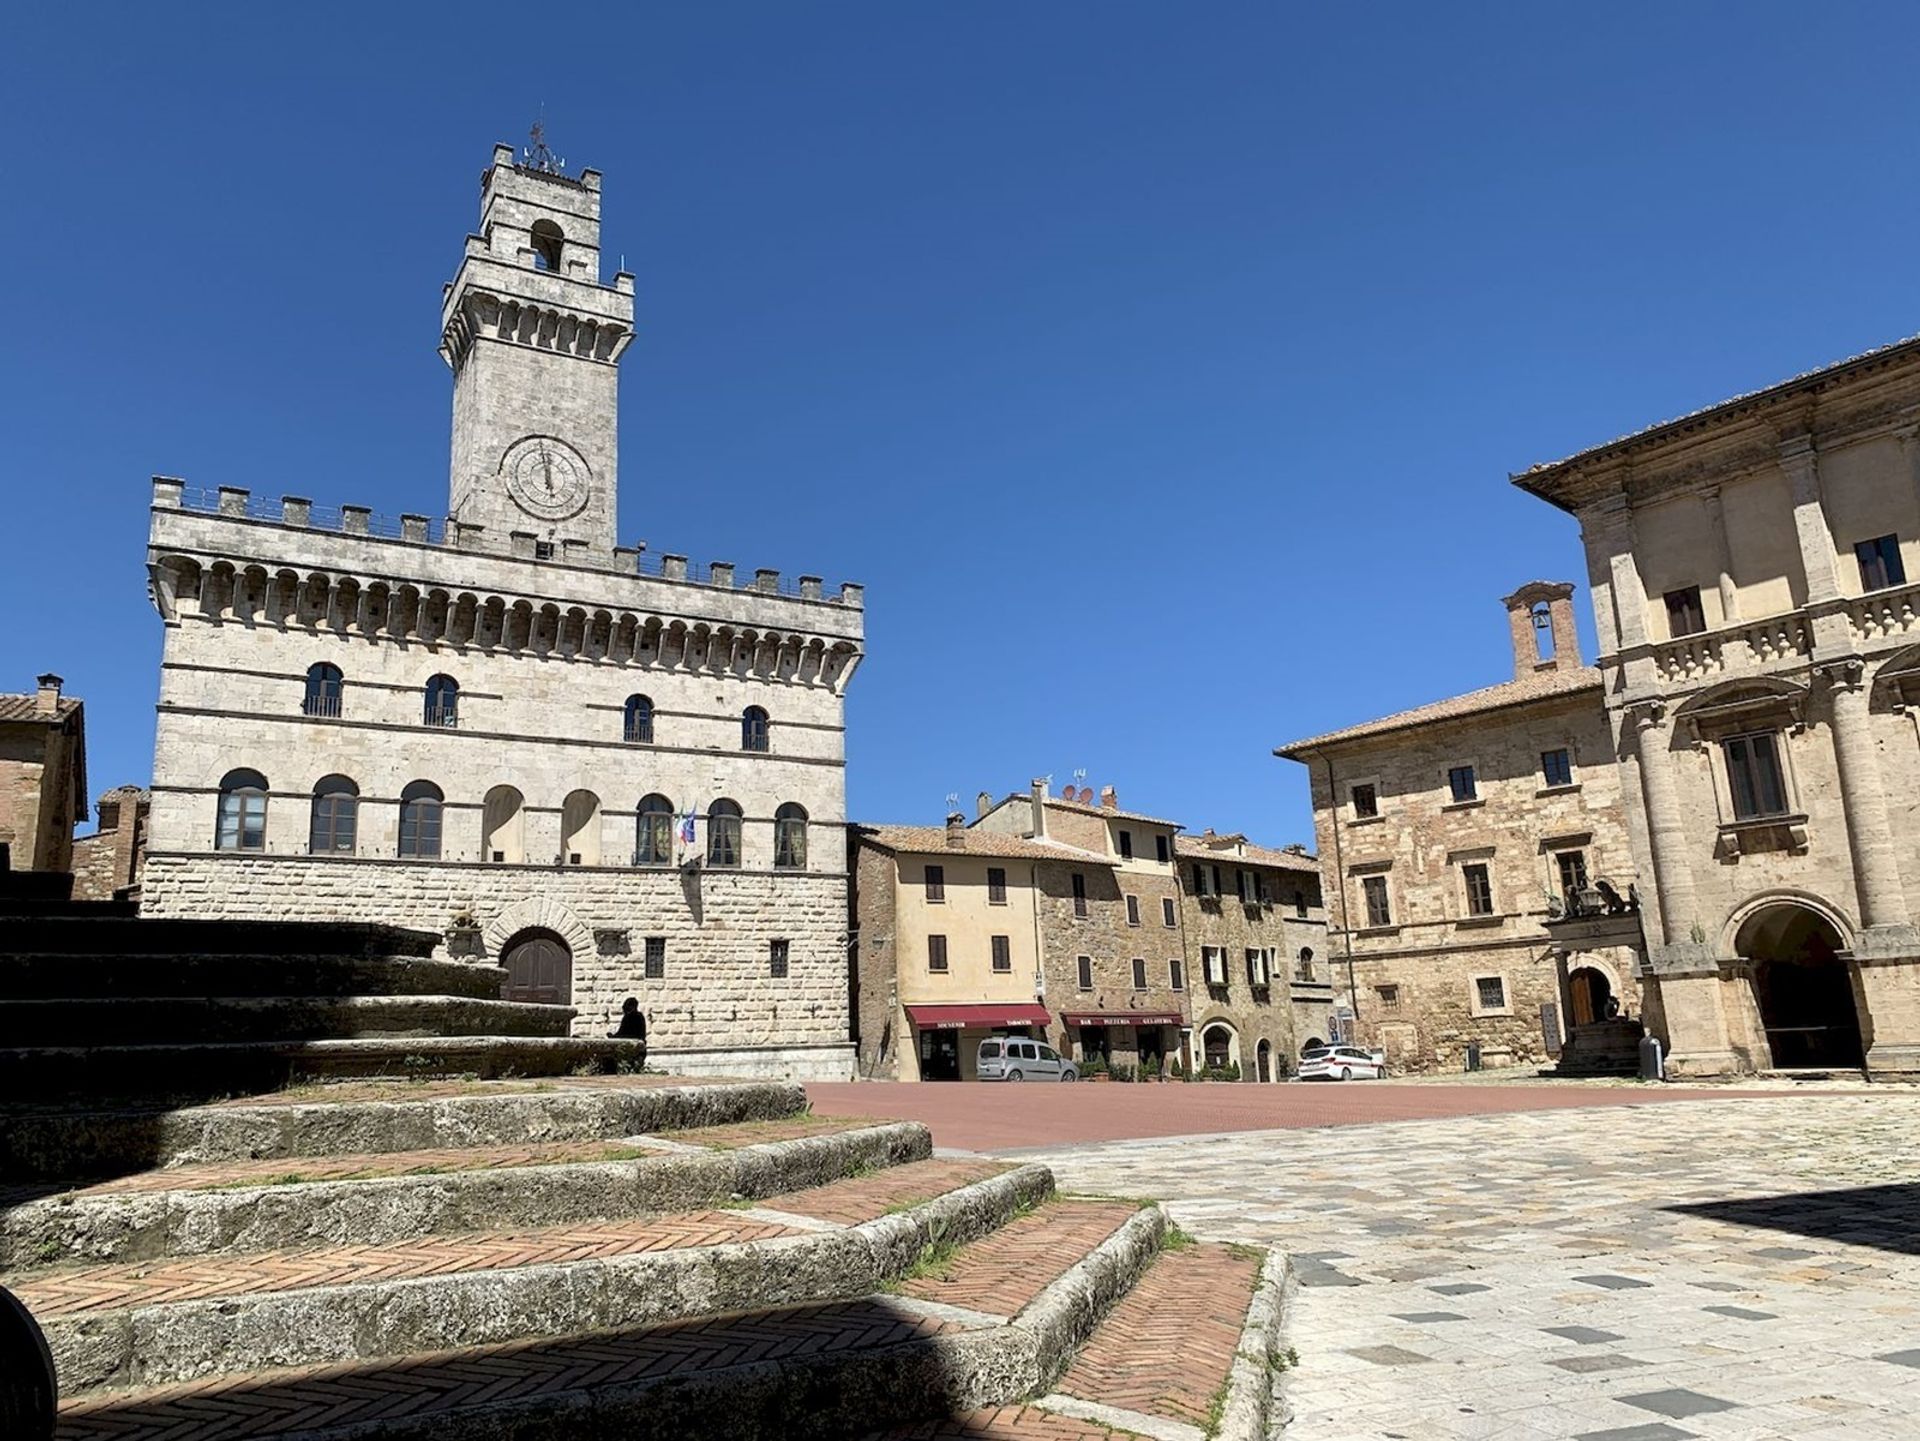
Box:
140;144;865;1080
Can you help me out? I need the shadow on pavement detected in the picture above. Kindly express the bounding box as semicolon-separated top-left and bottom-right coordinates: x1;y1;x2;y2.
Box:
1665;1182;1920;1254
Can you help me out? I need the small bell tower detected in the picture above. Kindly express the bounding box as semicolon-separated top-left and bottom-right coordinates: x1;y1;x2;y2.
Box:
440;133;635;558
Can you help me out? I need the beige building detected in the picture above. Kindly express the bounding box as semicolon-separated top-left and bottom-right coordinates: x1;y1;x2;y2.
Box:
0;674;86;877
975;783;1192;1075
1517;336;1920;1078
850;818;1100;1080
71;786;150;902
1175;831;1326;1080
1279;585;1643;1074
137;144;865;1081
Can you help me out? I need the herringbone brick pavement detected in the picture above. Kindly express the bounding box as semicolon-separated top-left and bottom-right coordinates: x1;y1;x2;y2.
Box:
1055;1242;1259;1428
872;1405;1130;1438
0;1138;656;1202
898;1201;1137;1317
662;1114;885;1149
16;1211;797;1319
56;1299;969;1441
767;1158;1008;1224
192;1072;727;1107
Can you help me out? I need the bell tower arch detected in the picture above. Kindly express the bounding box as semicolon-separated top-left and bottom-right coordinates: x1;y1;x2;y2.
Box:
439;140;635;558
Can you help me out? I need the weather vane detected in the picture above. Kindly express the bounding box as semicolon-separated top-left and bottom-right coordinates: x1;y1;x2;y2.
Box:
523;114;565;175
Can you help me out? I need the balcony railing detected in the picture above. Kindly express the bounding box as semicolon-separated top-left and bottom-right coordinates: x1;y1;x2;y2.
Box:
1651;614;1809;685
1848;578;1920;644
424;707;459;728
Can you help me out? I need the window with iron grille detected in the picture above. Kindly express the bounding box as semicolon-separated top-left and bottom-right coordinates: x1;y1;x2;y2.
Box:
925;864;945;902
1071;873;1087;917
1125;895;1140;927
928;935;948;973
991;935;1011;973
741;705;770;752
769;939;789;978
1664;585;1706;638
1447;765;1478;804
303;663;343;718
1161;897;1176;927
1724;731;1789;820
1378;983;1400;1010
1856;534;1907;592
1541;748;1573;788
1076;954;1093;989
1351;783;1378;819
644;937;665;979
424;674;459;728
623;694;654;744
1556;850;1588;900
1475;975;1507;1010
987;867;1007;904
1130;957;1147;990
1362;875;1392;928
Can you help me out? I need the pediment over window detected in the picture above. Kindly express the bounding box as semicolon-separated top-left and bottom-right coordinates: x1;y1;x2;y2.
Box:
1875;644;1920;710
1676;676;1807;743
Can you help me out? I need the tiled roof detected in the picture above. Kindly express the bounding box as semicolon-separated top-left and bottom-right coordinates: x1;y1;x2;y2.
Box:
0;694;81;724
1040;796;1181;829
1515;331;1920;485
1275;665;1602;755
852;824;1113;865
1174;834;1320;872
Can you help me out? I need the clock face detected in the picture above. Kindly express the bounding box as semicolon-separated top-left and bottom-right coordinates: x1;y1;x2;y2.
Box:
504;438;589;520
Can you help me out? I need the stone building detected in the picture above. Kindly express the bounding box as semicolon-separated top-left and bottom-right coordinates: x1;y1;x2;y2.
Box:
1175;830;1327;1081
849;818;1100;1080
1516;336;1920;1078
139;144;865;1080
974;782;1191;1074
0;674;85;876
71;786;150;902
1277;584;1642;1074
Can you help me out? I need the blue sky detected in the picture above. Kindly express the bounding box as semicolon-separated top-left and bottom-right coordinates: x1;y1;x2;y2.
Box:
5;4;1917;844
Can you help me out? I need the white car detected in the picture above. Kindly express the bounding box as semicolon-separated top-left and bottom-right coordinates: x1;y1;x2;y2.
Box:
1297;1045;1385;1081
976;1037;1078;1082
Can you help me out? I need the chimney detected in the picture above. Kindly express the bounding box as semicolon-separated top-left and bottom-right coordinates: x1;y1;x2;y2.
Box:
34;674;63;715
1030;778;1048;840
1099;785;1118;810
976;790;993;821
1501;582;1580;679
945;813;967;849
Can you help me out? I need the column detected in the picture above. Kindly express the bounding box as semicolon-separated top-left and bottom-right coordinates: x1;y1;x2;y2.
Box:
1632;705;1703;953
1777;434;1841;606
1825;664;1913;933
1702;487;1740;625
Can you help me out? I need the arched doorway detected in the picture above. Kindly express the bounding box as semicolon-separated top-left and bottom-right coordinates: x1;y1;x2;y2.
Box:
502;929;572;1006
1737;904;1862;1069
1256;1039;1273;1083
1201;1024;1235;1072
1568;967;1613;1027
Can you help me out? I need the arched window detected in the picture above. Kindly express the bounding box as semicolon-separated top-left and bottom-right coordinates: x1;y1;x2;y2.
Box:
424;674;459;727
530;219;564;273
398;781;444;859
216;769;269;852
1203;1024;1234;1071
483;784;525;863
707;799;743;867
623;694;654;744
635;793;674;865
562;789;602;866
308;774;358;854
1296;946;1316;982
774;802;808;870
741;706;770;753
303;663;343;718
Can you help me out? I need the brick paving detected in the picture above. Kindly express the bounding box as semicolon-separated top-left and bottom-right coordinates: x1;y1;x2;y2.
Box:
653;1113;886;1149
1054;1242;1259;1428
55;1298;969;1440
898;1200;1137;1316
17;1212;797;1319
874;1406;1133;1438
804;1077;1817;1153
190;1072;739;1108
766;1157;1008;1224
1023;1094;1920;1441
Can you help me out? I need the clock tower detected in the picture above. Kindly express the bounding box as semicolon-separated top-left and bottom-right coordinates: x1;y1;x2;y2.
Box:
440;140;635;558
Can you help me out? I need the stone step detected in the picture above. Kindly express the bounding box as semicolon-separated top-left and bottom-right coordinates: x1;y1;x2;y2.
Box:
0;1034;645;1111
0;954;506;1001
0;1074;801;1186
0;995;573;1047
0;917;438;958
30;1165;1057;1396
2;1121;933;1266
48;1192;1165;1440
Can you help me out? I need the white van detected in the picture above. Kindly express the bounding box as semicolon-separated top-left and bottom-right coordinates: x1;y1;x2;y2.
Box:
975;1036;1077;1082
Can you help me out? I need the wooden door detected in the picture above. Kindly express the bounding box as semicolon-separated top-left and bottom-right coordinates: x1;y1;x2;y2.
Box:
504;936;571;1005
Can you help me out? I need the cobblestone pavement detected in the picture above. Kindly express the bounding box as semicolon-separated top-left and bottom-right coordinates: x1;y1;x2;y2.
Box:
1020;1095;1920;1441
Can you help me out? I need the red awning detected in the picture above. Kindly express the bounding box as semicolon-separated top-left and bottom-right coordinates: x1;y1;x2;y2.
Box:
905;1003;1052;1030
1060;1012;1183;1027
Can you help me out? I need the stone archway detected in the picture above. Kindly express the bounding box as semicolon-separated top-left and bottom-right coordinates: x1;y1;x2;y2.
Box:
482;896;595;966
1736;902;1864;1070
1568;966;1614;1027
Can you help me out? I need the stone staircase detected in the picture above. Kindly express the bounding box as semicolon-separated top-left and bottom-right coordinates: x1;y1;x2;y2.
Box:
1;901;1289;1440
1551;1017;1647;1078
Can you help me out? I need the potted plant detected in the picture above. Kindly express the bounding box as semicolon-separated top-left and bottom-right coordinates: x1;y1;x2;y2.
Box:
1081;1054;1109;1083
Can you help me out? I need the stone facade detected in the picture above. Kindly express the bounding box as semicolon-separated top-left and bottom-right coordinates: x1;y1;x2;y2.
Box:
139;145;865;1082
1279;586;1642;1074
0;675;85;876
71;786;149;902
1517;336;1920;1079
1175;831;1326;1081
